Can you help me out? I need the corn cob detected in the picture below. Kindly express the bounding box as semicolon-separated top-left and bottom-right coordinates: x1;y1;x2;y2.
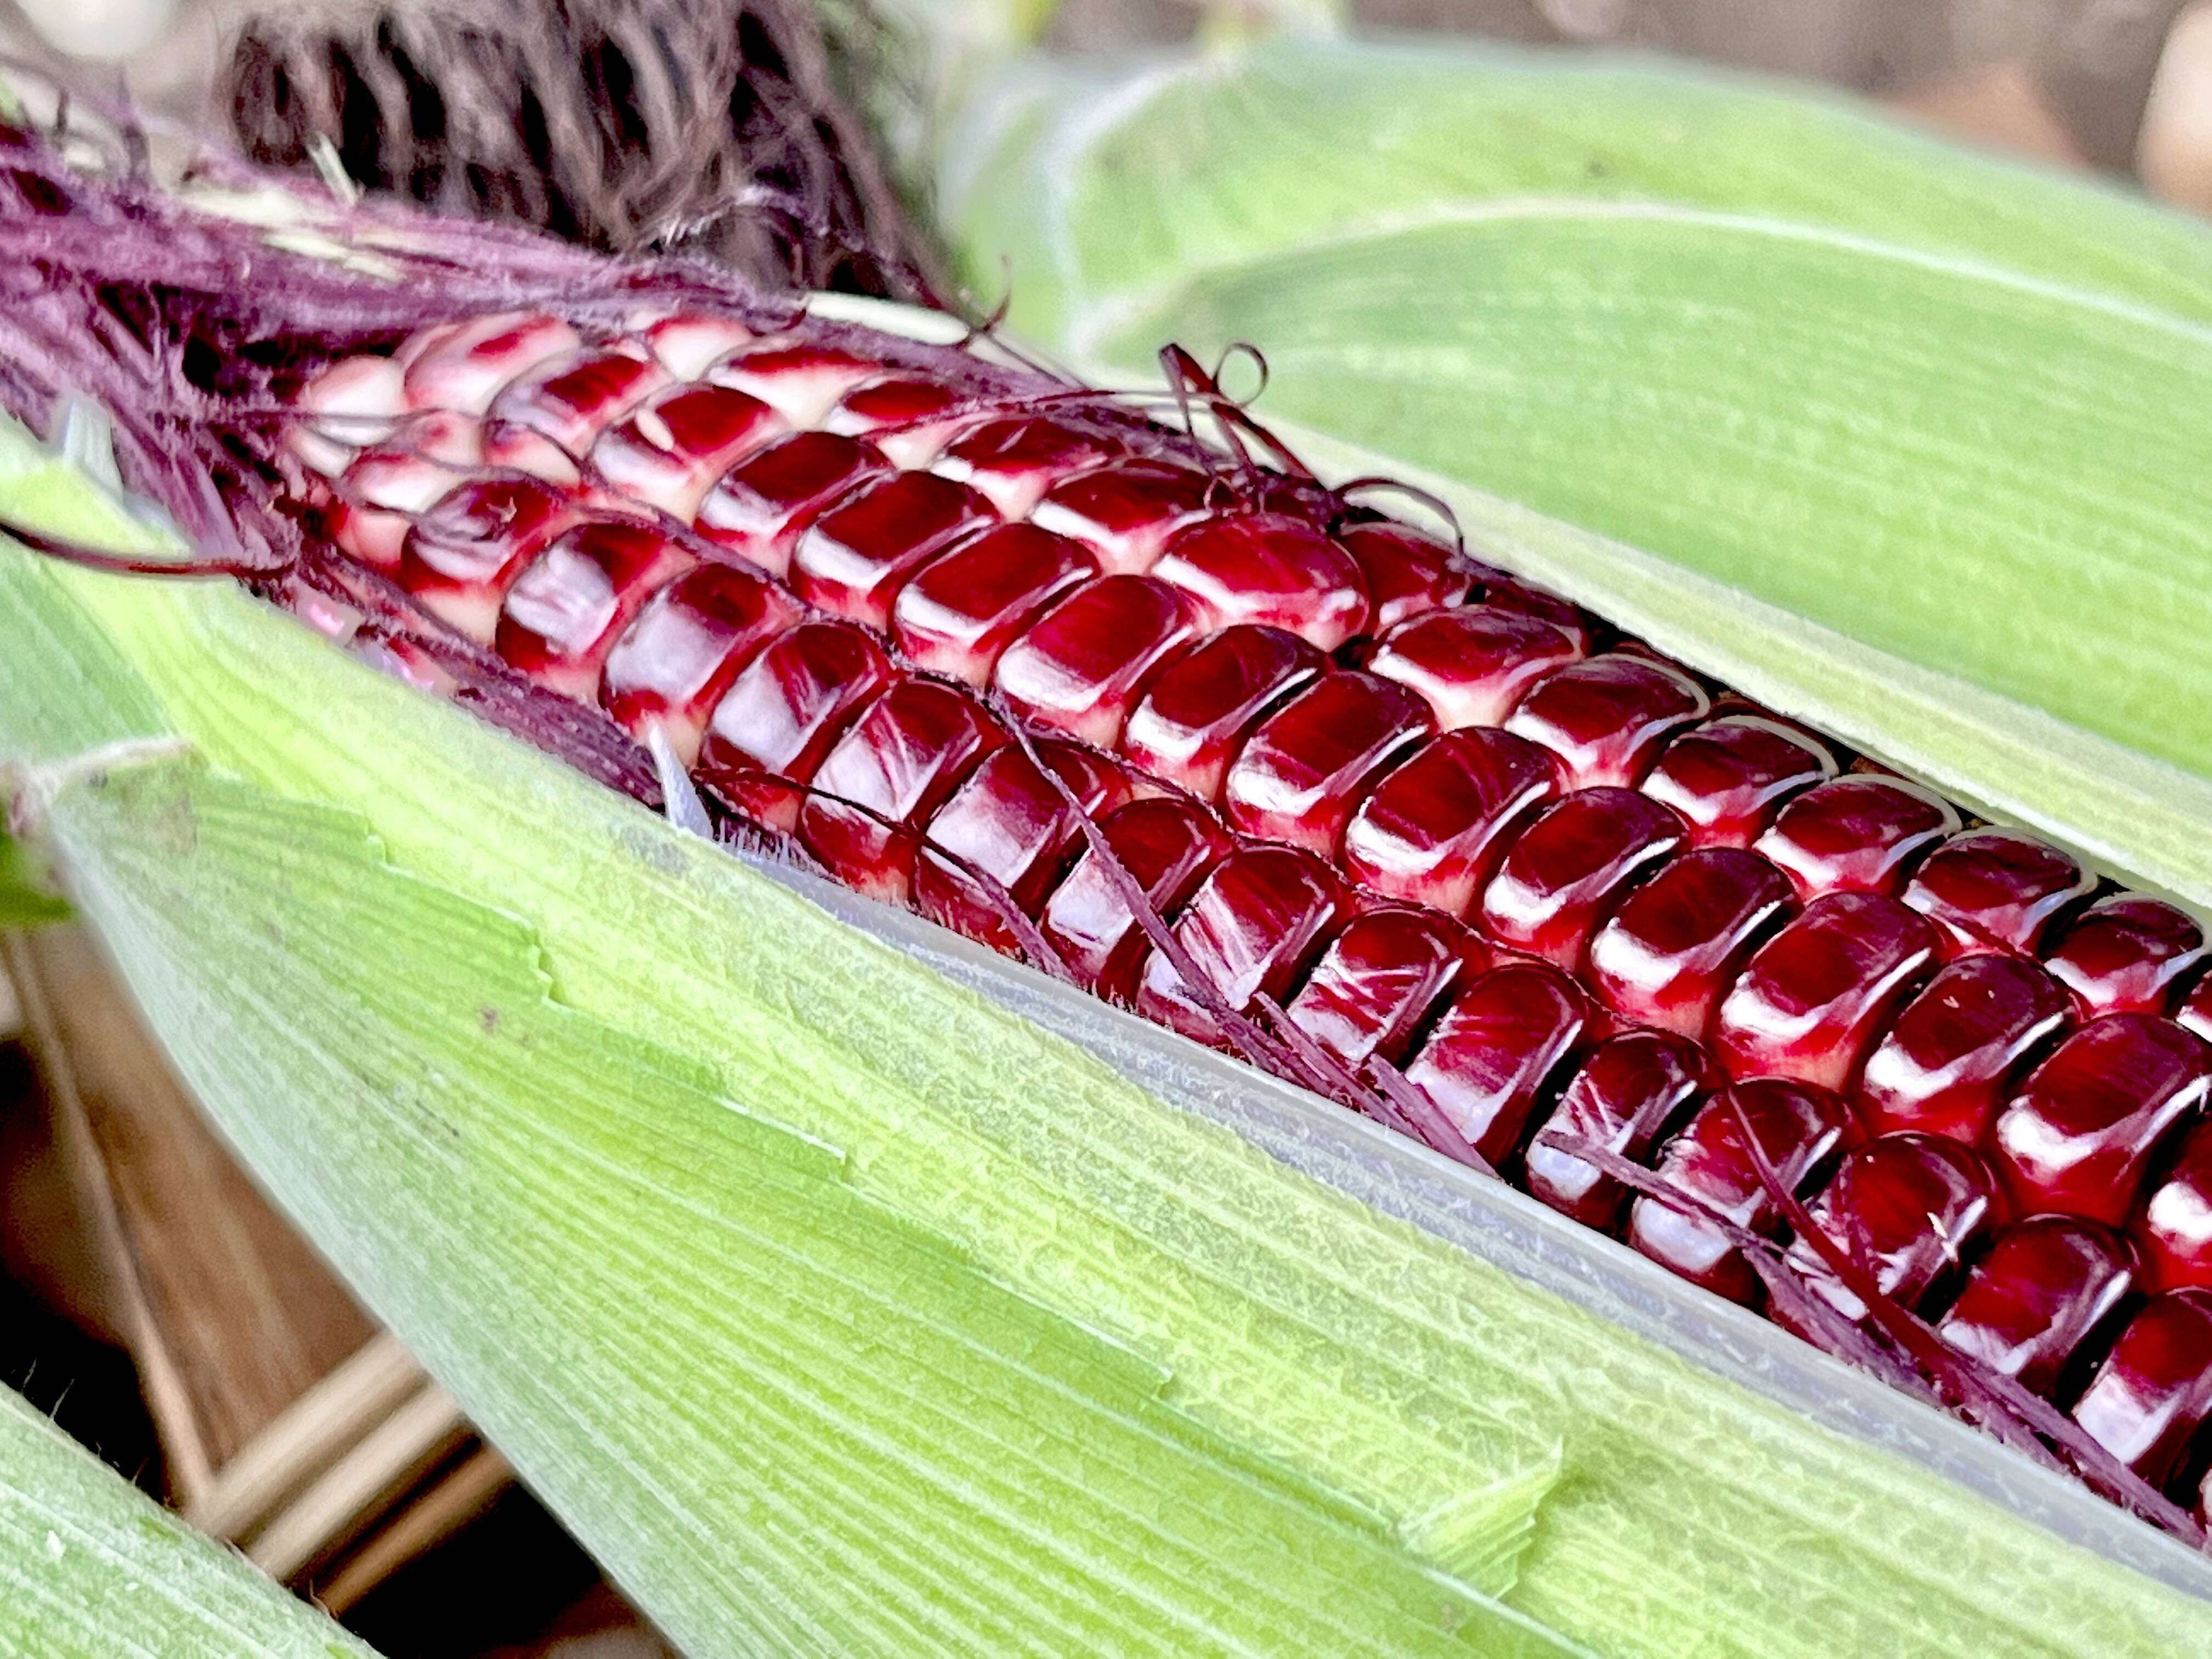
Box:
8;131;2212;1541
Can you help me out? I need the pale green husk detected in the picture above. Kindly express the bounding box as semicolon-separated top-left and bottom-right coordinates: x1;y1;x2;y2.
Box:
3;453;2210;1652
0;1388;375;1657
940;36;2212;880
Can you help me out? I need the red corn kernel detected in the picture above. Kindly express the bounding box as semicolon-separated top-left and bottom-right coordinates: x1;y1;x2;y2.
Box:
1222;673;1435;857
1778;1133;2003;1328
1504;654;1710;789
694;432;892;579
1341;729;1561;917
483;348;667;486
1626;1079;1854;1305
1585;848;1794;1039
2133;1118;2212;1293
1525;1030;1711;1229
1640;716;1836;848
788;471;997;628
695;620;894;833
496;522;693;701
2045;896;2210;1017
707;340;882;425
1134;847;1346;1048
890;524;1097;686
820;375;972;467
1712;891;1942;1091
1486;582;1595;652
798;681;1007;902
1364;606;1584;732
326;411;480;570
913;742;1131;954
1037;797;1233;1000
1477;788;1688;970
1903;829;2095;958
1753;776;1961;899
1854;956;2073;1143
600;563;800;763
1284;906;1485;1070
403;311;580;416
1335;522;1475;629
2072;1289;2212;1490
589;383;785;521
288;353;406;476
634;313;757;380
993;575;1204;748
1990;1014;2212;1226
1403;961;1589;1167
930;416;1124;517
1030;462;1215;574
1936;1216;2136;1398
1121;625;1325;802
1151;514;1372;651
397;477;578;642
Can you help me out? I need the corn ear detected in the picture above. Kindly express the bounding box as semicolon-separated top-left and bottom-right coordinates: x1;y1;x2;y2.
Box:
5;391;2212;1651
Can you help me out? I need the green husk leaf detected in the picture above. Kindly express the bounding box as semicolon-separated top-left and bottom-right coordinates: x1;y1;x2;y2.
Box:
0;1385;379;1657
940;37;2212;859
5;417;2212;1654
0;833;68;925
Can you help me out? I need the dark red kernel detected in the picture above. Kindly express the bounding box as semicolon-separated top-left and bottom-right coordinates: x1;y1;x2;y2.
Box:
1626;1079;1854;1304
820;375;969;467
495;522;693;701
1029;462;1215;575
2132;1118;2212;1294
1854;956;2073;1143
1334;522;1475;629
890;523;1097;686
1640;716;1836;849
695;431;893;579
788;471;997;628
797;681;1007;902
1712;892;1942;1091
1936;1216;2137;1398
397;477;577;642
695;621;895;833
1403;961;1589;1167
1135;848;1346;1048
1222;673;1435;857
1778;1133;2003;1328
992;575;1204;748
1504;654;1710;789
2072;1289;2212;1491
1364;606;1584;732
1903;830;2096;958
1753;777;1960;899
931;416;1124;518
1526;1030;1711;1229
1121;625;1326;802
589;382;785;521
2045;896;2210;1017
1037;798;1233;1000
708;340;881;425
601;563;800;763
1284;907;1485;1070
1990;1014;2212;1227
1477;788;1688;970
914;742;1131;955
1341;729;1562;917
1152;514;1372;651
483;348;667;486
1585;848;1793;1039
